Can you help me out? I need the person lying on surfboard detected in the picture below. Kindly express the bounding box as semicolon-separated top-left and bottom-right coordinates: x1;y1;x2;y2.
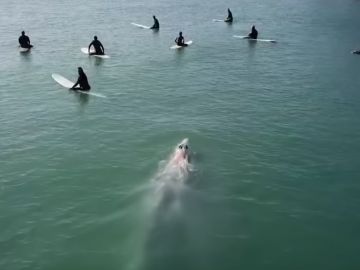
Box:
175;32;187;46
150;15;160;29
224;8;233;23
248;25;258;39
71;67;91;91
88;36;105;55
19;31;33;49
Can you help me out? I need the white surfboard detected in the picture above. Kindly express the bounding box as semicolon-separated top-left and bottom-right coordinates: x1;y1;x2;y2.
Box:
170;40;193;49
131;22;151;29
81;48;110;59
213;19;225;22
51;73;106;98
233;35;277;43
19;47;31;53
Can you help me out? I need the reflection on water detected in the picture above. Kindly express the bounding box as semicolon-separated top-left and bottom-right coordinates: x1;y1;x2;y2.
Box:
77;93;90;106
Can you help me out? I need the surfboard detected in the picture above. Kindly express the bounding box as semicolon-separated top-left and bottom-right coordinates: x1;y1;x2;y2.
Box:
233;35;277;43
51;73;106;98
213;19;225;22
80;48;110;59
19;47;31;53
131;22;151;29
170;40;193;49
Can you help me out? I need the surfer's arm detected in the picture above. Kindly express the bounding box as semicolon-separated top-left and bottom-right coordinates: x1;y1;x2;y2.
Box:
151;20;158;29
71;78;80;89
88;42;93;53
100;42;105;53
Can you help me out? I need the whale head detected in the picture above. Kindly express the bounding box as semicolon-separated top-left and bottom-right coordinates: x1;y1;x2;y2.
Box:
175;138;190;161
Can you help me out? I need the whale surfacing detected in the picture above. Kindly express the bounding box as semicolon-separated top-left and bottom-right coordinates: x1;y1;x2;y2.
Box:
154;138;193;185
170;138;190;170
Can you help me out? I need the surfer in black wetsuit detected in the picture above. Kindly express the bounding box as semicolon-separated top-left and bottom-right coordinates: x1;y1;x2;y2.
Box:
71;67;91;91
175;32;187;46
18;31;33;49
225;8;233;23
248;25;258;39
88;36;105;55
150;15;159;29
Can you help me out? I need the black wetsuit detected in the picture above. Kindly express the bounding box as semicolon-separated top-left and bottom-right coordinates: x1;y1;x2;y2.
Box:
225;10;233;22
88;40;104;55
73;74;91;91
19;35;32;48
175;36;186;46
249;28;258;39
151;18;160;29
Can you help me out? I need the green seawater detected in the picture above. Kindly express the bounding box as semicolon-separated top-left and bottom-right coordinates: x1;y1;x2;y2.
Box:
1;0;360;269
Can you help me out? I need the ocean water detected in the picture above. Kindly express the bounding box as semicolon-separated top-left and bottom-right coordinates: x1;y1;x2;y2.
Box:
1;0;360;269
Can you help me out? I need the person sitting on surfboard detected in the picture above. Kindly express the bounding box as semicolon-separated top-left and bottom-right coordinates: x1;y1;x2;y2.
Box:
225;8;233;23
248;25;258;39
88;36;105;55
150;15;159;29
18;31;33;49
71;67;91;91
175;32;187;47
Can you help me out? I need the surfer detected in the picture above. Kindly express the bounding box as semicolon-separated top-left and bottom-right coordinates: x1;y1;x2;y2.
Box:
225;8;233;23
71;67;91;91
150;15;160;29
88;36;105;55
18;31;33;49
175;32;187;46
248;25;258;39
